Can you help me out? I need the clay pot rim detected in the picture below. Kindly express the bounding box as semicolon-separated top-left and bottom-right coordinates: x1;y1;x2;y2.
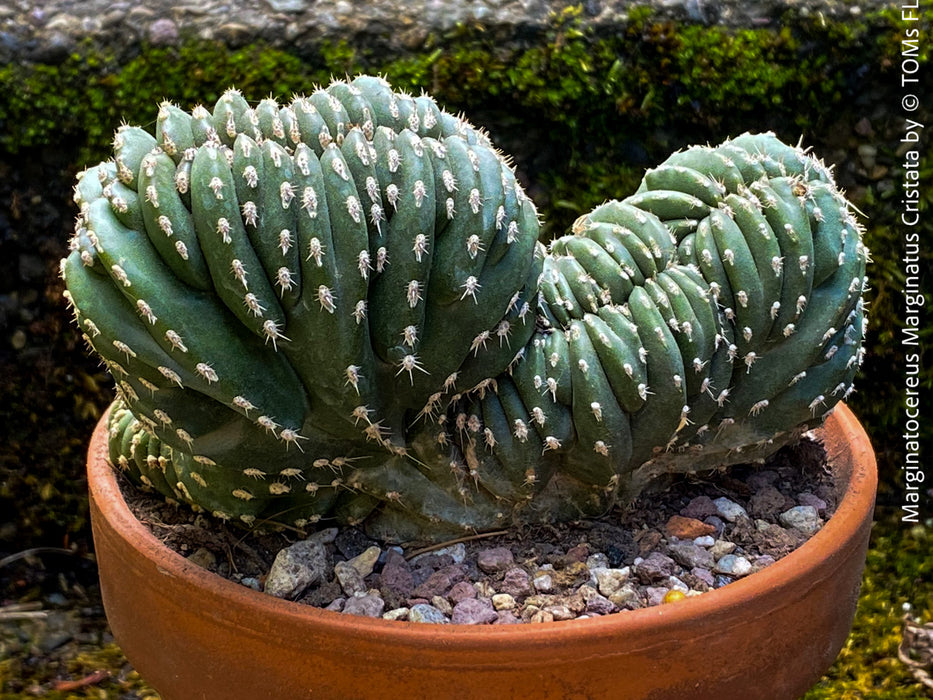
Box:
88;403;875;646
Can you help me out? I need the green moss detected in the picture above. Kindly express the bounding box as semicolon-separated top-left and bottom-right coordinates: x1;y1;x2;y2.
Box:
804;517;933;699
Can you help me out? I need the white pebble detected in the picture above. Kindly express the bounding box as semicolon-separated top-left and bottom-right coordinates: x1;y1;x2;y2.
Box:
713;497;748;522
714;554;753;577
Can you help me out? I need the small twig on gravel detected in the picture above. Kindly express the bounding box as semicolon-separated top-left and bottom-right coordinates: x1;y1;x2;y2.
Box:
0;601;49;621
0;547;77;568
51;670;111;691
0;610;49;621
0;601;44;612
405;530;510;560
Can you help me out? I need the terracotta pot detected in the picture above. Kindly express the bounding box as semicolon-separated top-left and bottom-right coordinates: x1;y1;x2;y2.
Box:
88;404;876;700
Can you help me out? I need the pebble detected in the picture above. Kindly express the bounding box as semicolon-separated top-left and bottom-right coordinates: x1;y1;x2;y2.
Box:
267;0;309;11
345;545;381;578
264;537;329;599
690;568;715;587
608;584;641;610
448;580;476;603
383;607;409;621
665;514;716;539
645;587;670;606
753;555;777;571
581;586;617;615
473;580;496;599
334;529;376;559
495;611;522;625
451;598;498;625
408;603;450;624
498;566;533;597
693;535;715;547
779;506;822;535
680;495;718;519
668;541;714;570
333;560;367;596
709;539;736;559
703;515;726;536
412;565;467;598
147;17;177;45
410;542;466;565
798;492;828;513
378;551;414;601
748;485;790;518
634;551;677;584
545;604;575;621
476;546;514;573
187;546;216;570
532;572;554;593
592;567;630;597
431;595;453;615
713;497;749;522
713;554;753;577
492;593;516;610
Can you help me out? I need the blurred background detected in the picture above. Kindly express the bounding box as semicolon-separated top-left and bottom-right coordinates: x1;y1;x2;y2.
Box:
0;0;930;696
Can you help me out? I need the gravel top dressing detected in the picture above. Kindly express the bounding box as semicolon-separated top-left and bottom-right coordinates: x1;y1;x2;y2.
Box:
124;436;836;625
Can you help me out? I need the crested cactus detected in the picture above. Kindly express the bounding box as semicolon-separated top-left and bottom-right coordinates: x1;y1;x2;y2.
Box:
62;76;869;542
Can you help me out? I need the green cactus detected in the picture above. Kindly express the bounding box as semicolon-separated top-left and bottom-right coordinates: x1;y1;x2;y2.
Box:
62;76;868;541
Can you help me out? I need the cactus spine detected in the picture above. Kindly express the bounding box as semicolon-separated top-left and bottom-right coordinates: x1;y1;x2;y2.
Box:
62;76;868;541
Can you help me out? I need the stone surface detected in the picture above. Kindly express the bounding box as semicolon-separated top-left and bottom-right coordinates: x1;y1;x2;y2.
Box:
748;485;792;518
345;545;382;578
798;492;828;513
264;538;330;599
499;567;533;598
668;541;715;570
412;564;467;598
713;554;753;577
680;495;718;520
665;515;716;539
146;18;177;45
333;560;367;596
779;505;823;535
713;497;749;522
532;572;554;593
476;547;514;573
447;580;477;603
408;603;450;624
634;551;677;584
342;593;386;618
451;598;498;625
592;567;630;597
378;550;414;603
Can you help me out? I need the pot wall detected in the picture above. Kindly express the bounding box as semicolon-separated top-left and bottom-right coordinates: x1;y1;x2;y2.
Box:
88;404;876;700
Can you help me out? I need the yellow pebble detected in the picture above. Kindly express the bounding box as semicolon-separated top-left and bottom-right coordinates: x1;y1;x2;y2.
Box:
663;589;687;604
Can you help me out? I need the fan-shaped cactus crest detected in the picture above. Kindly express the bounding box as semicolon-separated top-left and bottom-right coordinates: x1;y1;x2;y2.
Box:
62;75;868;542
